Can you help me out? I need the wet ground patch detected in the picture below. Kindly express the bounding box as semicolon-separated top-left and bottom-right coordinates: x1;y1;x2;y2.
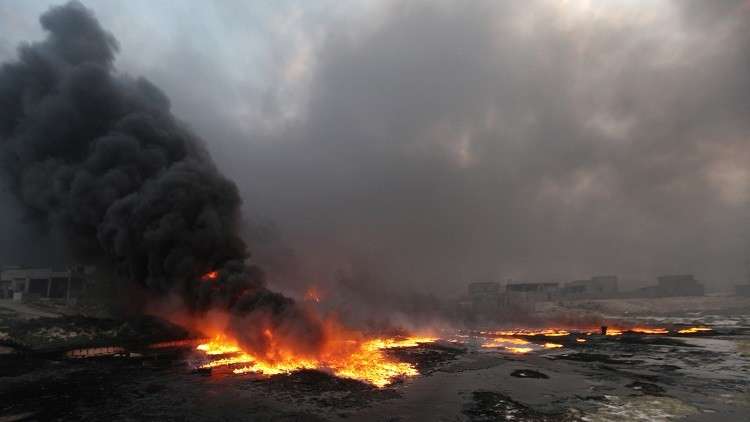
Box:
615;334;695;347
552;352;642;365
626;381;666;395
511;369;549;379
0;360;140;421
463;390;578;421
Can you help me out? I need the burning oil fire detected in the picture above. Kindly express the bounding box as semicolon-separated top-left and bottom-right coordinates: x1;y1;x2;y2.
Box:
481;337;530;347
480;336;542;354
196;334;435;388
194;322;715;387
201;271;219;281
677;327;712;334
601;326;684;336
471;323;717;354
506;347;534;354
485;325;706;337
480;335;564;353
630;327;669;335
490;329;570;337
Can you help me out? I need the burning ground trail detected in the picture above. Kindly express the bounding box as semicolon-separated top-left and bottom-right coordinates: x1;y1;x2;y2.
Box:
195;335;436;388
189;322;719;388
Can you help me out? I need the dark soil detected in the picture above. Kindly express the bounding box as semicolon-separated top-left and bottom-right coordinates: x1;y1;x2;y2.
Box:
626;381;666;395
260;369;401;409
1;315;188;350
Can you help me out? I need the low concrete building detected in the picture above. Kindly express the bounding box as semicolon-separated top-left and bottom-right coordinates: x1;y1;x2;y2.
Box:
561;275;619;299
655;274;704;297
505;281;559;303
0;265;94;302
629;275;705;298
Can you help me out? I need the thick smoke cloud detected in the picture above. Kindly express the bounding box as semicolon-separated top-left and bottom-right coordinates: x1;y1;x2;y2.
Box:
1;1;749;308
1;1;233;298
226;0;750;296
0;1;322;349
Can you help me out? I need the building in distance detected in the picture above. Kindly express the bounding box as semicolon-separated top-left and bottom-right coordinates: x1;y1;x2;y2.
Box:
505;281;559;303
561;275;619;299
633;274;705;298
0;265;95;303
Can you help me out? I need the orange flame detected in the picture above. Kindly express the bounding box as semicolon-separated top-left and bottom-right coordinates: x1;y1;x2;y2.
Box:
564;324;669;336
481;337;530;348
492;329;570;337
196;333;435;388
506;347;534;354
190;320;714;388
630;327;669;335
677;327;712;334
201;271;219;281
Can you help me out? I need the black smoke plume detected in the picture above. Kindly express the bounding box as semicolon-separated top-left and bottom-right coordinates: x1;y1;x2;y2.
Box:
0;1;323;350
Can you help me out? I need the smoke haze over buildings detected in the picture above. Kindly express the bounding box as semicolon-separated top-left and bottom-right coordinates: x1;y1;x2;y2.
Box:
1;0;749;298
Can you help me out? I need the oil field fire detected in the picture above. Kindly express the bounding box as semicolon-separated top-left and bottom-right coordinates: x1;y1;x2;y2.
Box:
2;1;750;421
194;333;435;388
184;321;725;385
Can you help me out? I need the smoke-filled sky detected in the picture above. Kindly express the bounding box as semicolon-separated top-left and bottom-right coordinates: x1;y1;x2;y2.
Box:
1;0;749;295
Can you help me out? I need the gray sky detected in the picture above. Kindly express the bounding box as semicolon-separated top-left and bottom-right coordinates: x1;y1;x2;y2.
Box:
1;0;749;295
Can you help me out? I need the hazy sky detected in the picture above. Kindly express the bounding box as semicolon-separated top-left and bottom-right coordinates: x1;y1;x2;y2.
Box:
1;1;749;295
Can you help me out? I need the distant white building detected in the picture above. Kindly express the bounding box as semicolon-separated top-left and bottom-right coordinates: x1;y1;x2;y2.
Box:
0;265;94;302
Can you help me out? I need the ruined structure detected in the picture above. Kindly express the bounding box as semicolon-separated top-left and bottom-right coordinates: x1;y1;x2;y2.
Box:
0;265;93;302
561;275;619;299
505;282;559;303
634;274;705;298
